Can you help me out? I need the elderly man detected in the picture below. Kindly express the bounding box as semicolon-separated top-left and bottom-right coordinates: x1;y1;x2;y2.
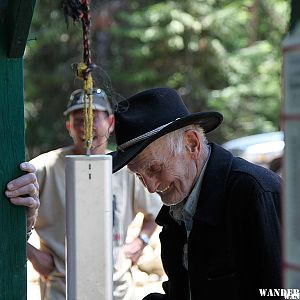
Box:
5;162;40;237
110;87;281;300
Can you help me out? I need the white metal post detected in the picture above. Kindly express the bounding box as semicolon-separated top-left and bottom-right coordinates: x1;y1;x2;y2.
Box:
65;155;113;300
282;23;300;289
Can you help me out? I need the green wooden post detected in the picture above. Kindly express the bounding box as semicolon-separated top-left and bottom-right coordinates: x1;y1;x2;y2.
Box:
0;0;35;299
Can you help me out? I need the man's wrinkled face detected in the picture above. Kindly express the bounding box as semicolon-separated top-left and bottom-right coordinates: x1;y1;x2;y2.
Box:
127;131;200;206
66;109;114;155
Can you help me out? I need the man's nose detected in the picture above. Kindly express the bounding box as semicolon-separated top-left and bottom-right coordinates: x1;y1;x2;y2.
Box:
92;121;98;129
142;175;160;193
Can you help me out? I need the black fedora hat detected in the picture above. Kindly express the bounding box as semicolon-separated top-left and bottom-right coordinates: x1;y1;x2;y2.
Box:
109;87;223;173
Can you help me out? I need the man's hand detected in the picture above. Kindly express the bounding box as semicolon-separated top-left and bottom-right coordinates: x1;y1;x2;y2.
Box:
123;237;145;265
124;216;157;265
27;243;55;280
5;162;40;231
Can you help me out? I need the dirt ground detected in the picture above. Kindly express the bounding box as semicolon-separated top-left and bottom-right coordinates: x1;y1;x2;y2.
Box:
27;213;166;299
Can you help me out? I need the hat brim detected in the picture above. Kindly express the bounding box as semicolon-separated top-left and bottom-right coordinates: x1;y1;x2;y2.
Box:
108;111;222;173
63;103;111;116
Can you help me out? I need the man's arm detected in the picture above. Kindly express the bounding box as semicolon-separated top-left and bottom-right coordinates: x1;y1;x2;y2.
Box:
27;243;54;279
123;214;157;265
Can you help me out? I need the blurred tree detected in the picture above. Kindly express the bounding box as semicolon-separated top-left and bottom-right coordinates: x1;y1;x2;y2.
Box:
24;0;82;158
91;0;289;141
24;0;289;157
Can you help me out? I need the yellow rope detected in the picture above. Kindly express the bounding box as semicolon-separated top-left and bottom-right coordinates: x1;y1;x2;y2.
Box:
76;62;93;154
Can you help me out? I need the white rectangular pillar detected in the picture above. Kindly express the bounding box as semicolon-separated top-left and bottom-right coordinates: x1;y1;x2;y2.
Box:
65;155;113;300
282;23;300;289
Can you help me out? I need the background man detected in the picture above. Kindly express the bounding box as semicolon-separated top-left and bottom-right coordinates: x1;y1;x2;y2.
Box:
27;88;161;300
110;87;281;300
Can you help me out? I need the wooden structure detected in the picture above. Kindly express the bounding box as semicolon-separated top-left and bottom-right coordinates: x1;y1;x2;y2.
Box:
0;0;35;299
282;0;300;290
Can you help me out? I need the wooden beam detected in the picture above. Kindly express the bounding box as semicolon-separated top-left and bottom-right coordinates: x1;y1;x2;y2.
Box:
0;0;34;297
7;0;36;58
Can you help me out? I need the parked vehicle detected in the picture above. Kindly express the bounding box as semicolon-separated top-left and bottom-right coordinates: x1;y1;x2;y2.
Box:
222;131;284;170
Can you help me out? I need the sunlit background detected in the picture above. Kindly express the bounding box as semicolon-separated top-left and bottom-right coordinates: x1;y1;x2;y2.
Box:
24;0;289;159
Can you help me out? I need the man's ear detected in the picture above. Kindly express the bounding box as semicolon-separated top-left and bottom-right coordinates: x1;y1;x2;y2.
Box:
66;120;71;135
184;130;200;157
107;114;115;134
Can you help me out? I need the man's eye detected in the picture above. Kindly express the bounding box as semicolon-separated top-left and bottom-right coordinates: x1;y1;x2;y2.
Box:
74;119;84;126
149;165;162;173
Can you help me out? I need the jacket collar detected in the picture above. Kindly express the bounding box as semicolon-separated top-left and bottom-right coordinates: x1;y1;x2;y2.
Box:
193;143;233;225
156;143;233;227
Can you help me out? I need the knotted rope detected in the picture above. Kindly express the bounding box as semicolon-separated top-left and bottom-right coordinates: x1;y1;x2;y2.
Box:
63;0;95;154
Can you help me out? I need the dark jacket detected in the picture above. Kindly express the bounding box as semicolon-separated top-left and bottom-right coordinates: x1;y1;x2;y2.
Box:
153;143;281;300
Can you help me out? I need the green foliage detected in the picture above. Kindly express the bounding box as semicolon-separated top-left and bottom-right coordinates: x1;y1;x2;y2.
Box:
209;40;283;140
24;0;289;157
25;0;82;158
97;0;288;141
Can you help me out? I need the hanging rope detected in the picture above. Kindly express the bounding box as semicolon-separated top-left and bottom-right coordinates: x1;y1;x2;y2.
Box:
62;0;95;154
